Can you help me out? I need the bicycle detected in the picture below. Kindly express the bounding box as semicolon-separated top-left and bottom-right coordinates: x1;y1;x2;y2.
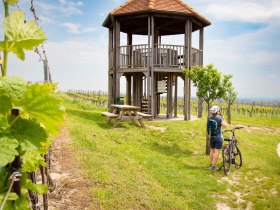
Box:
221;126;244;175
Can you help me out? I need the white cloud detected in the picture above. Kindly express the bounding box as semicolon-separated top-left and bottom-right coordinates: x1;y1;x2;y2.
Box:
60;22;96;34
9;37;109;91
203;0;280;23
36;0;83;17
39;15;55;24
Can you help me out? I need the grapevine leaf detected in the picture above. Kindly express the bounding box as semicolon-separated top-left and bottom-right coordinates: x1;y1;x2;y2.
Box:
24;179;48;195
22;84;64;135
10;119;48;153
4;10;47;60
0;77;27;106
6;0;19;5
0;41;25;60
12;192;30;210
0;137;19;167
0;193;18;203
22;150;46;172
0;193;20;210
0;167;8;193
10;45;25;60
0;95;12;114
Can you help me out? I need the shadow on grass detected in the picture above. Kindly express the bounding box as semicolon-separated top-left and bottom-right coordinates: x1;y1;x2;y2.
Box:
67;108;144;130
66;108;112;129
148;141;193;158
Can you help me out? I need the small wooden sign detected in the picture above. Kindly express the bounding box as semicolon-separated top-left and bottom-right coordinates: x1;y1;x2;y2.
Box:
157;80;167;93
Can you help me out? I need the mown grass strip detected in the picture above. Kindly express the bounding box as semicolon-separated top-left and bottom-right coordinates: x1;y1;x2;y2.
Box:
62;96;280;210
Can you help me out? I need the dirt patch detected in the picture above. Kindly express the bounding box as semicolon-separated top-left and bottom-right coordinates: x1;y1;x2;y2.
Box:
233;124;280;157
147;125;167;132
233;124;280;134
48;125;99;210
216;202;231;210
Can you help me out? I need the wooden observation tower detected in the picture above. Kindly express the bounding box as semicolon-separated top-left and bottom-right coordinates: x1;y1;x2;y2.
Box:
103;0;211;120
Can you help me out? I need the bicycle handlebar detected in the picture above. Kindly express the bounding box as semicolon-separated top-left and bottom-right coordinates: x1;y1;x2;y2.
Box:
223;126;244;133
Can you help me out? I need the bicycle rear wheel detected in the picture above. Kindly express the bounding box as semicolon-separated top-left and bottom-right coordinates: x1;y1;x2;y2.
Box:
232;144;242;168
222;146;231;175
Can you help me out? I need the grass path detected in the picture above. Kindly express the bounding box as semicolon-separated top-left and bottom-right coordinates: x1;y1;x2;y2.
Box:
61;96;280;209
48;124;99;210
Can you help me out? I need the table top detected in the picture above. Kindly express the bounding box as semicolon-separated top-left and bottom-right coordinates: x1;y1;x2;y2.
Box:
111;104;140;110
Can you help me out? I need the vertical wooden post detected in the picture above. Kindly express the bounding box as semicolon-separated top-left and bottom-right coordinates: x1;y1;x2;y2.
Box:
108;73;113;111
140;74;143;106
184;18;192;120
108;28;113;110
133;74;137;106
174;76;178;117
126;75;132;105
167;73;173;118
114;19;121;103
199;28;204;65
127;33;132;67
198;28;204;118
116;73;122;100
151;16;155;117
147;16;151;115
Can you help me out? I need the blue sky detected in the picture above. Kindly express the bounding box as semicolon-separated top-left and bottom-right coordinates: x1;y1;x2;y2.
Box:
3;0;280;99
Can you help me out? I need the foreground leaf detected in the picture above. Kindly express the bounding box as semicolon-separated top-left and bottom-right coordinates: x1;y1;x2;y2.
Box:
10;119;48;153
0;137;18;167
11;191;29;210
22;150;46;172
22;83;64;135
6;0;19;5
0;77;26;106
4;10;47;60
0;167;8;193
0;95;12;114
24;179;48;195
0;192;18;202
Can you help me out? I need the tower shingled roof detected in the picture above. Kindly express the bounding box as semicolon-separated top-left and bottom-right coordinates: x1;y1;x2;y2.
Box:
110;0;210;25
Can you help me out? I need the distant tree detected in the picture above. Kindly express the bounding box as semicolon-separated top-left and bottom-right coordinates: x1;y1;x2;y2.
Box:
183;64;232;155
223;85;238;124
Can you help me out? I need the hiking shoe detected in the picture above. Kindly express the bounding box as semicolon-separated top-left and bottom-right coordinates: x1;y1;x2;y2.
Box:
210;166;219;171
208;164;213;170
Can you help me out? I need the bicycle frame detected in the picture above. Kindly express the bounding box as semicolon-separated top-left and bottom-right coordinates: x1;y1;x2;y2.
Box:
221;127;243;175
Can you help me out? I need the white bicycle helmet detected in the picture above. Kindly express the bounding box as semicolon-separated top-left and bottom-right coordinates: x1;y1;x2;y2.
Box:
210;105;220;114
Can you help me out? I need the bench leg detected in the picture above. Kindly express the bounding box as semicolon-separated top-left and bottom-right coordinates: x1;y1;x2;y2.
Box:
113;117;121;128
138;118;145;128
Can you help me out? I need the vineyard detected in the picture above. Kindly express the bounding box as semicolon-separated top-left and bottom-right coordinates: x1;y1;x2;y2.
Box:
66;90;280;118
1;0;279;209
50;95;280;209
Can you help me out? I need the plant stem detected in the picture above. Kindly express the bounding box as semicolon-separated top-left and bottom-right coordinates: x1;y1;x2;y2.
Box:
8;114;21;128
2;1;9;76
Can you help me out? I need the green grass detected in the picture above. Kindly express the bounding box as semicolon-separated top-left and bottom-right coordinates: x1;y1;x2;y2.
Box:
62;96;280;209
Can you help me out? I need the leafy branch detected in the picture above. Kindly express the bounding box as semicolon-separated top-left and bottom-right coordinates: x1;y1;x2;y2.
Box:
0;1;64;209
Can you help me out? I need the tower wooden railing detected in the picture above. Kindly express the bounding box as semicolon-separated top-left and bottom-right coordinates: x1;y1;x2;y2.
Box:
116;44;202;69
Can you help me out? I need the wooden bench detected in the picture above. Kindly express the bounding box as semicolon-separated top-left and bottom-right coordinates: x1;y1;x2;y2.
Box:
101;112;118;123
137;112;153;121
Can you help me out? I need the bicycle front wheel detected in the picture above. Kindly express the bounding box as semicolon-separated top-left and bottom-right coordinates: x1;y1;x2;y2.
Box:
222;146;231;175
232;144;242;168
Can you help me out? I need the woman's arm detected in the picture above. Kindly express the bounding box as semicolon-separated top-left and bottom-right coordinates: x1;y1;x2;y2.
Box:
220;114;228;128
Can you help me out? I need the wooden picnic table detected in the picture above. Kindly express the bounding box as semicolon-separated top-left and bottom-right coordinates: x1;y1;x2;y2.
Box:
111;104;145;128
